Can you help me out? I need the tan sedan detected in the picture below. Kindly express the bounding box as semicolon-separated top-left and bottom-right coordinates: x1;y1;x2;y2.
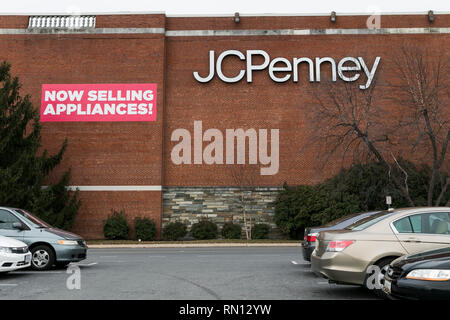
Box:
311;207;450;295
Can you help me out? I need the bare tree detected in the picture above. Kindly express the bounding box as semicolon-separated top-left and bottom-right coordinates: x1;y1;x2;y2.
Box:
305;46;449;207
230;164;259;240
306;76;415;206
388;46;450;206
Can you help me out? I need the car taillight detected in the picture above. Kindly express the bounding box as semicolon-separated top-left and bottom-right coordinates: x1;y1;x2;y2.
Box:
326;240;354;252
306;233;318;243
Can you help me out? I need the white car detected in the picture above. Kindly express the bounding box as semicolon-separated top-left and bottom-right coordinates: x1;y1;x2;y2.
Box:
0;235;32;273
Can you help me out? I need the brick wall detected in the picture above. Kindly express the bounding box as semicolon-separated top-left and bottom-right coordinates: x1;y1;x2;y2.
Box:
0;14;167;239
163;33;450;186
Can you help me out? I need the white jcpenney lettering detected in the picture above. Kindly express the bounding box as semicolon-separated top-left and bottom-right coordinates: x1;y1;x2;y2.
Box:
193;50;380;90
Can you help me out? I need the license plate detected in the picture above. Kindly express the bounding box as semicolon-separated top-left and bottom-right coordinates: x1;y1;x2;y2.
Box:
384;280;392;294
24;255;31;263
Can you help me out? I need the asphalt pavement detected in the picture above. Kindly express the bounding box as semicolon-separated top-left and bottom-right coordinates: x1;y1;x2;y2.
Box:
0;247;377;300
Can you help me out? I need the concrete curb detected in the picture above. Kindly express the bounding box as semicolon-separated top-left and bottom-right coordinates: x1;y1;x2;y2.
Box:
88;243;300;248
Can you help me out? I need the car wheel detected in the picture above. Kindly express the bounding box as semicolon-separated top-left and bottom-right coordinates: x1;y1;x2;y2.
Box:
369;258;395;299
31;245;55;271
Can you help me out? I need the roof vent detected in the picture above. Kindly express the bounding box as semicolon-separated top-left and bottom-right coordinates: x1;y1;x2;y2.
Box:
28;16;96;29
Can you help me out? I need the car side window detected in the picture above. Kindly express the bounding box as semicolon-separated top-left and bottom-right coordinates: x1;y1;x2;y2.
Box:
409;214;422;233
405;212;450;235
393;217;413;233
0;209;21;230
428;212;450;235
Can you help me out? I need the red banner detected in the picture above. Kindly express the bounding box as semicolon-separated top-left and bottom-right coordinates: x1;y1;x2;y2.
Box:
41;83;157;122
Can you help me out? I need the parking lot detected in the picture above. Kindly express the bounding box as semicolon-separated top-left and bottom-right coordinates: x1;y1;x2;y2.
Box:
0;247;377;300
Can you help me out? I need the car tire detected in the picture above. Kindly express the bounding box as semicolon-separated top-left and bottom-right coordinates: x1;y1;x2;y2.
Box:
366;257;395;299
31;245;55;271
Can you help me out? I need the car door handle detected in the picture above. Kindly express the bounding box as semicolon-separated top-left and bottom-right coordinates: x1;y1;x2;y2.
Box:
405;238;422;243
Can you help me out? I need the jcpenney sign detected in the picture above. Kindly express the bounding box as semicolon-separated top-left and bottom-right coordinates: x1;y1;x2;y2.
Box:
193;50;381;90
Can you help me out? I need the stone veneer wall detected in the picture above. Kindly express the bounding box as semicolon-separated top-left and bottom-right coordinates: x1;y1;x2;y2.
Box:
162;187;284;239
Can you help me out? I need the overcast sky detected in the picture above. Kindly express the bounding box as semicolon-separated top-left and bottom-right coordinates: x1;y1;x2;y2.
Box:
1;0;449;15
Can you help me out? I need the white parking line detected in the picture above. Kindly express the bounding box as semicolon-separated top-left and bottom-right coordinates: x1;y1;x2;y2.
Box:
291;260;311;266
13;271;63;274
0;284;18;287
71;262;98;267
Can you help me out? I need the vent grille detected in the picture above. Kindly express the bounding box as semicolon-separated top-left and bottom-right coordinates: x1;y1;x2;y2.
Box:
28;16;96;29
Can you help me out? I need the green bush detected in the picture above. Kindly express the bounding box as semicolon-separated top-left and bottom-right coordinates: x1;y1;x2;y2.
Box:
191;220;218;240
163;221;187;241
134;217;157;241
308;183;361;226
273;160;447;240
323;162;397;212
252;224;270;239
103;210;129;240
221;223;242;239
273;184;326;240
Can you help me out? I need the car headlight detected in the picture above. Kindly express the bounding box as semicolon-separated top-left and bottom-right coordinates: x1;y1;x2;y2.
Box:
0;246;12;253
406;269;450;281
58;240;78;245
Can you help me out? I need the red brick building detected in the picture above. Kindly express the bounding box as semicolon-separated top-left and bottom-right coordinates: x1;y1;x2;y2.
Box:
0;13;448;238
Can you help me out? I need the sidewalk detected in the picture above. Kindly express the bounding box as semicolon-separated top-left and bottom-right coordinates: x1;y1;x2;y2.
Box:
86;240;301;248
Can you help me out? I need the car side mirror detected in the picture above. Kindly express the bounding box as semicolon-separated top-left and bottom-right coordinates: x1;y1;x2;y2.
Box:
12;222;27;231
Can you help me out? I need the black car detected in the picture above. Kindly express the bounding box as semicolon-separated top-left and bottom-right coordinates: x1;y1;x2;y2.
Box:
384;247;450;300
301;210;381;261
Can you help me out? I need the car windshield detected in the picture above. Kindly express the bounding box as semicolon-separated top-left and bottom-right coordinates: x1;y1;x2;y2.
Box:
14;209;51;228
346;211;395;231
322;211;381;228
322;213;361;227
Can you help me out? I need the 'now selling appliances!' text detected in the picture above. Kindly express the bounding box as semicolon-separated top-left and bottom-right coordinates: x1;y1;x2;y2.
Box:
41;83;157;122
